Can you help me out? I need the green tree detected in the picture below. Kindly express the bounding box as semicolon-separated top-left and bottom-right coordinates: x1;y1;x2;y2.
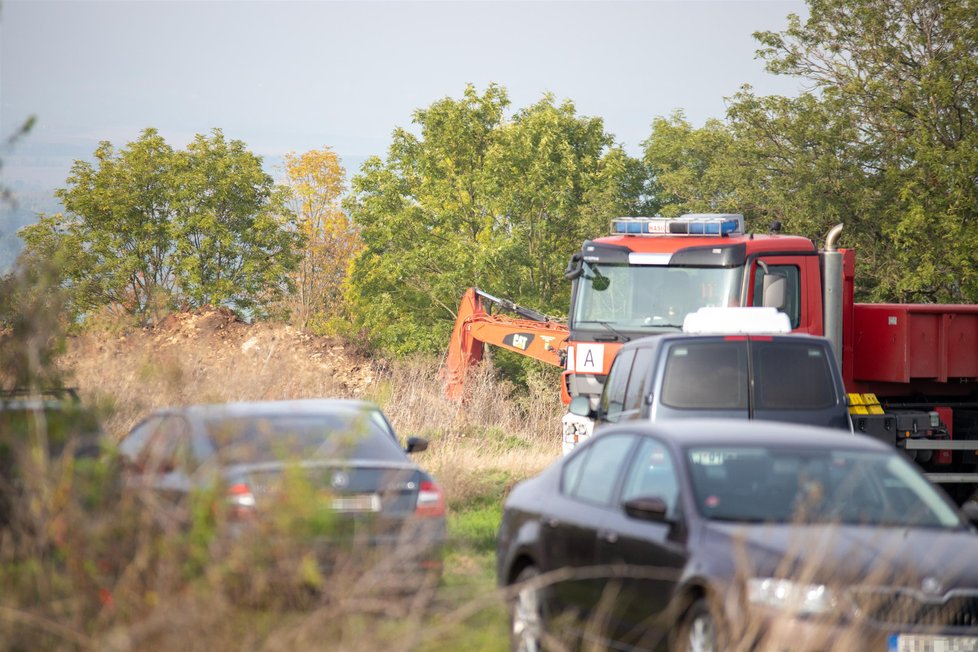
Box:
31;130;179;315
482;96;617;309
751;0;978;302
174;129;299;311
641;0;978;303
641;112;740;217
345;84;643;354
344;84;510;355
19;128;300;321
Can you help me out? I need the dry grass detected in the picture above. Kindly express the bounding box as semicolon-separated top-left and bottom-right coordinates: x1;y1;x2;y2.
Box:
62;309;379;439
7;314;558;650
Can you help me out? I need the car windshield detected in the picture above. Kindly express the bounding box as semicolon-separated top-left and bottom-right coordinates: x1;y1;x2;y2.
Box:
686;446;963;528
572;263;743;331
207;410;406;465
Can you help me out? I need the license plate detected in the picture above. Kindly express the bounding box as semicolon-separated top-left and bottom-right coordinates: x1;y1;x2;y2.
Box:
331;494;380;512
888;634;978;652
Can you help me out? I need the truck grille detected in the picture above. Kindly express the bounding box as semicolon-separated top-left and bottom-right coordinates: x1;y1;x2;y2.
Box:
847;588;978;627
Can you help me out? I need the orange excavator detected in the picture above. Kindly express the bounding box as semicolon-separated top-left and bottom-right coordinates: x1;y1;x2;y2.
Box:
443;288;569;400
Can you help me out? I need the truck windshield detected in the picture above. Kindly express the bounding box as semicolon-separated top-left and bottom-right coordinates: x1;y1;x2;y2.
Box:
572;264;743;330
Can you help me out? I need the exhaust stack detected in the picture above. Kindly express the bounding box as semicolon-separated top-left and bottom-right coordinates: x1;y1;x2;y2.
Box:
821;224;845;368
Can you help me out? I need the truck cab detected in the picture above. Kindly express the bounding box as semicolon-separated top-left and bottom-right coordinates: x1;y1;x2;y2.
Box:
569;309;851;440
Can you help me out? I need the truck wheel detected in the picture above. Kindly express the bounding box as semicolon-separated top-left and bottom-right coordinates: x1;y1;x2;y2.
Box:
510;565;546;652
675;598;724;652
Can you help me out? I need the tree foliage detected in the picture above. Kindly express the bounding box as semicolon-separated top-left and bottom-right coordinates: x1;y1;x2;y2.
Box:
643;0;978;303
18;128;300;321
280;147;359;331
344;84;645;354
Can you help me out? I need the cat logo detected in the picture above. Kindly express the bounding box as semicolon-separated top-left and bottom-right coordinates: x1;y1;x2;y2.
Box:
504;333;535;351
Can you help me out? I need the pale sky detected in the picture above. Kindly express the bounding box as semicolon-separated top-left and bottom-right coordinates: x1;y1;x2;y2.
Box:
1;0;806;205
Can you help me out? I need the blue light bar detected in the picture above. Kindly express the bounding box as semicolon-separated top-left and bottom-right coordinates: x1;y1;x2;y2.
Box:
610;214;744;237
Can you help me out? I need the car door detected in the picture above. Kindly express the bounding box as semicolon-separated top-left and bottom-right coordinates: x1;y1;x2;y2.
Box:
594;435;689;651
541;433;638;634
130;415;198;519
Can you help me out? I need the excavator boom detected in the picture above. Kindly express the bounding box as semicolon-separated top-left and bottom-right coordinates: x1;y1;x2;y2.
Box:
443;288;569;399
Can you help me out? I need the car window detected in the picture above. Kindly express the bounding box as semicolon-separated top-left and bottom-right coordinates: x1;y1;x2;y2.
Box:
753;341;837;409
139;415;197;474
621;438;680;520
561;447;589;496
601;349;636;422
568;434;636;506
119;415;164;461
164;416;199;472
660;341;748;410
207;410;408;464
623;348;655;414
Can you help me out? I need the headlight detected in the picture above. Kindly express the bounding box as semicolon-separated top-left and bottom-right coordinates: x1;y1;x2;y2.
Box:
747;578;836;616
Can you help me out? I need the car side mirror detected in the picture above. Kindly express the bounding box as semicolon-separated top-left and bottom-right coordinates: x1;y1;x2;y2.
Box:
623;496;671;523
405;436;429;454
568;395;594;418
961;502;978;527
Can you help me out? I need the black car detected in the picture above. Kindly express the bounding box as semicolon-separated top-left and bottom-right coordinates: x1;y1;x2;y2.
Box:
118;399;445;576
497;419;978;652
1;388;103;532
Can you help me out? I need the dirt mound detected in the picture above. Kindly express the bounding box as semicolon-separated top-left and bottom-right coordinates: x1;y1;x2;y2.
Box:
62;309;381;437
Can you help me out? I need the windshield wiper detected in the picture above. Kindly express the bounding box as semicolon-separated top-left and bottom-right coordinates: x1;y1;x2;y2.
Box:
638;322;683;330
596;321;630;342
574;321;631;342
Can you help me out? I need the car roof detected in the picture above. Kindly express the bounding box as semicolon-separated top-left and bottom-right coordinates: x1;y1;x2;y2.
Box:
593;418;887;453
149;398;382;421
621;332;830;352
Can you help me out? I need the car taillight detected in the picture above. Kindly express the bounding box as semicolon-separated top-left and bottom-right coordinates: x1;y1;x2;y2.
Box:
227;482;256;520
415;480;445;518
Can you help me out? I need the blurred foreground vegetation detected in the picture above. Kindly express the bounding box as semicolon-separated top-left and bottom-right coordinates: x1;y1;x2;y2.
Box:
0;257;558;651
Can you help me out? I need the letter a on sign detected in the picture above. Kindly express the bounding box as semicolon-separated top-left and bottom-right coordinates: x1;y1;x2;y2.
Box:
576;344;604;373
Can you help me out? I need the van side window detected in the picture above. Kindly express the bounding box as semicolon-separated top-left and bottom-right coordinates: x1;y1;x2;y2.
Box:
623;348;655;414
752;264;800;328
661;342;748;410
602;349;636;422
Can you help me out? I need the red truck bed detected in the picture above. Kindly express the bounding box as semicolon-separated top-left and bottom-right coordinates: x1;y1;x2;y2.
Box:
851;304;978;386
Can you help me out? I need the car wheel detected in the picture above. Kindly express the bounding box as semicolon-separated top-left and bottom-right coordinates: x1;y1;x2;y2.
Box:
510;565;546;652
676;598;723;652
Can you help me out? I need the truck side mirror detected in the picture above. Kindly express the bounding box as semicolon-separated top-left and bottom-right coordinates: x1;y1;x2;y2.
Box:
762;273;787;311
568;395;594;418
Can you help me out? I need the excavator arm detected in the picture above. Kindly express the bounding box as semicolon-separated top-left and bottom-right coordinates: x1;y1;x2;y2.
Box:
443;288;569;400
